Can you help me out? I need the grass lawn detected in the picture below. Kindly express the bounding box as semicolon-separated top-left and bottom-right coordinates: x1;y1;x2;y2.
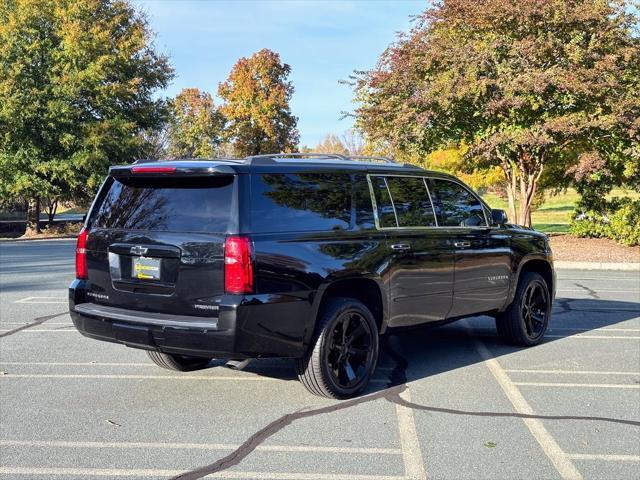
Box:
482;188;640;234
56;205;87;215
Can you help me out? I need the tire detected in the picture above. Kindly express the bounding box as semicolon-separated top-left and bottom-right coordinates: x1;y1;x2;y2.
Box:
146;351;212;372
496;272;551;346
296;297;379;399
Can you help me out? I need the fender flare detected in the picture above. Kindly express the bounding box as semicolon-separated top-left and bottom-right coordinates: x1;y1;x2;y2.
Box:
505;254;555;309
304;274;389;345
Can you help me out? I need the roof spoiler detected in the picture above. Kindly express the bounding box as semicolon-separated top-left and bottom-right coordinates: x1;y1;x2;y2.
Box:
109;163;237;177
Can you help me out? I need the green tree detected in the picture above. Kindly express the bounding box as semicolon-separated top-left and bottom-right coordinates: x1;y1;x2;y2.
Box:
353;0;639;226
218;49;299;157
0;0;173;234
167;88;224;159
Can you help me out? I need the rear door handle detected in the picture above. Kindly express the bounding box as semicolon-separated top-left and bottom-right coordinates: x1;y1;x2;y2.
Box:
390;243;411;251
454;241;471;248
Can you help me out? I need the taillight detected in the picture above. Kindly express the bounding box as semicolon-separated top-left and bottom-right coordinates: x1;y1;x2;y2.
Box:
131;166;176;174
75;227;89;279
224;236;254;294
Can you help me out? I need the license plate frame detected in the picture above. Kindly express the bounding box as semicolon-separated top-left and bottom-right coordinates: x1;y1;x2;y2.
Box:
131;256;161;281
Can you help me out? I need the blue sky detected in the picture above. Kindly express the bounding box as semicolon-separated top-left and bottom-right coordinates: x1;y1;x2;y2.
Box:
134;0;426;147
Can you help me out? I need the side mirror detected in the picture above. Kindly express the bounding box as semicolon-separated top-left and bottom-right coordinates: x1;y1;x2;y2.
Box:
491;209;508;226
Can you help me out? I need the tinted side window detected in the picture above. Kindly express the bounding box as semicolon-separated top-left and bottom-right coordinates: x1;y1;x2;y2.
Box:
354;174;375;229
370;176;397;228
385;176;436;227
92;176;235;233
250;173;351;233
430;179;487;227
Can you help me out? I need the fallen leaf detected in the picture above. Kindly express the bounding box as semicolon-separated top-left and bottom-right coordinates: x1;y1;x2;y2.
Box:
484;441;497;448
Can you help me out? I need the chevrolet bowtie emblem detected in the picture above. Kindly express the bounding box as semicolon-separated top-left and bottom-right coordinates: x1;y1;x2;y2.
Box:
130;245;148;256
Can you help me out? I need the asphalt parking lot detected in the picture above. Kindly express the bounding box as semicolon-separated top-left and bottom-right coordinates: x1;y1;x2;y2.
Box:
1;239;639;480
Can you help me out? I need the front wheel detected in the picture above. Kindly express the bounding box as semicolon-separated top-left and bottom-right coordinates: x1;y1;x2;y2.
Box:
296;297;379;399
496;272;551;346
146;351;212;371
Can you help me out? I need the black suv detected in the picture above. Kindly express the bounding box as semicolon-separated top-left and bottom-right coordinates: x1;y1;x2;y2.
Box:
69;153;555;398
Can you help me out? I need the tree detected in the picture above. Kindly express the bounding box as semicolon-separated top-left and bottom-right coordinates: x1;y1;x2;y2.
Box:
167;88;224;159
218;49;299;157
0;0;173;234
353;0;639;226
420;144;503;193
341;129;365;156
313;134;348;155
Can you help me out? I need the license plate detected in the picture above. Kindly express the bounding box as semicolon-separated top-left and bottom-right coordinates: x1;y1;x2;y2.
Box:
132;256;161;280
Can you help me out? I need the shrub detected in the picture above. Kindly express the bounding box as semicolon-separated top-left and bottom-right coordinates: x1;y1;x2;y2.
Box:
570;211;610;238
608;201;640;246
570;198;640;246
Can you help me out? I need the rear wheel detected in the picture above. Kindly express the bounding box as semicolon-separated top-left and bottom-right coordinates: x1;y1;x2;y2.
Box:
496;272;551;346
146;351;212;371
296;297;379;399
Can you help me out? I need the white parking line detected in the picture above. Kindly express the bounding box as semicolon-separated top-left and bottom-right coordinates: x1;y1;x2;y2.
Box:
395;388;427;480
506;369;640;376
557;277;640;281
546;335;640;340
0;467;408;479
0;374;279;381
0;322;71;325
514;382;639;389
0;329;76;332
0;362;163;367
0;439;402;455
472;336;582;480
549;328;640;332
566;454;640;462
13;296;66;304
558;289;639;293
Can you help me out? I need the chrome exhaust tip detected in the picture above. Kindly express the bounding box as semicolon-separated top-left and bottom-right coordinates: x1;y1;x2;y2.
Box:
225;359;251;371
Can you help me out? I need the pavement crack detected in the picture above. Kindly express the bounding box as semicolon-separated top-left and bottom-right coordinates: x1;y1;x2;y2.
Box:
387;395;640;428
172;335;413;480
170;385;407;480
0;311;68;338
574;282;600;299
171;331;640;480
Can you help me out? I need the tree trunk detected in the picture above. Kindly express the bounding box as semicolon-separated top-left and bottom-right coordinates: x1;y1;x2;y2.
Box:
501;159;543;228
25;197;41;236
45;197;58;228
501;164;518;223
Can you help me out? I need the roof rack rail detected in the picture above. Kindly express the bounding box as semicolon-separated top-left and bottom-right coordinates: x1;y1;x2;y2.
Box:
347;155;396;164
246;153;350;163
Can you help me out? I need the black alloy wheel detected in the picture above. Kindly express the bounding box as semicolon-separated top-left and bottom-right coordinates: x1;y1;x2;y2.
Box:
297;297;379;399
496;271;551;346
325;310;375;389
521;280;549;341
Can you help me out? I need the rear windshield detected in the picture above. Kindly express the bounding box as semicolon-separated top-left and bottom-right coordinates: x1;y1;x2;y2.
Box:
250;173;351;233
91;176;235;233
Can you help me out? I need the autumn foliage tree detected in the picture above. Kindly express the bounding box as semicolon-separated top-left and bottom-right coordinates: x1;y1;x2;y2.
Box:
313;134;349;156
353;0;639;226
218;49;299;157
167;88;224;159
0;0;173;234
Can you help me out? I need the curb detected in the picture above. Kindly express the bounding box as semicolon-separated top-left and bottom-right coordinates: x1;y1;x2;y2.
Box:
555;261;640;271
0;235;77;242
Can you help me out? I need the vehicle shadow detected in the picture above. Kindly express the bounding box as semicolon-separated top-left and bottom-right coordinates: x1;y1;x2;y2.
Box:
218;297;640;388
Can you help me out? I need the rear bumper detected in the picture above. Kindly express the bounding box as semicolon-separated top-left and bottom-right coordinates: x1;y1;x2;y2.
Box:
69;280;310;359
